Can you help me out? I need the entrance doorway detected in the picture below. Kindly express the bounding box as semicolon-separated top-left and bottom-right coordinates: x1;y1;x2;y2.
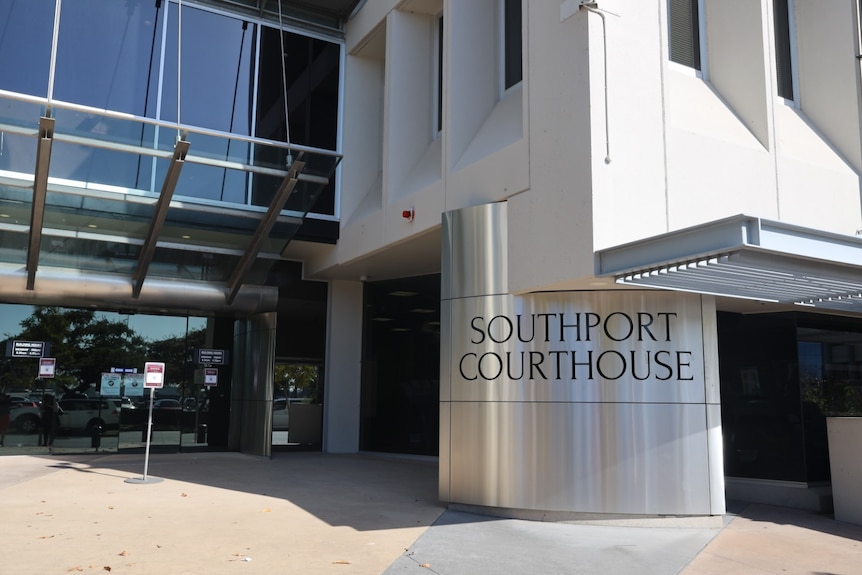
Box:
271;362;323;450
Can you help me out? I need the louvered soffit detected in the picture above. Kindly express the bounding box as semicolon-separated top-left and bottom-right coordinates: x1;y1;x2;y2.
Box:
595;215;862;314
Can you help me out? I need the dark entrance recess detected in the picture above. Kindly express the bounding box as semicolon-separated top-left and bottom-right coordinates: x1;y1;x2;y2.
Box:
718;311;862;484
360;274;441;456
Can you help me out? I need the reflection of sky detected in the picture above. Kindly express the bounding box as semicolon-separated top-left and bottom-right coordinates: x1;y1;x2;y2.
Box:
0;304;206;342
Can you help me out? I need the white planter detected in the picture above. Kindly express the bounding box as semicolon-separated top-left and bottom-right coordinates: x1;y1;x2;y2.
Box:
827;417;862;525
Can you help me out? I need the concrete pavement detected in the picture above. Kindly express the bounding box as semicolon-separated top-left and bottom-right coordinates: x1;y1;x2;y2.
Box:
1;451;861;574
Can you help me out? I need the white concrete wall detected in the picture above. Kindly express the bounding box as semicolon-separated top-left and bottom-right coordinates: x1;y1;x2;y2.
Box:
314;0;862;288
323;280;364;452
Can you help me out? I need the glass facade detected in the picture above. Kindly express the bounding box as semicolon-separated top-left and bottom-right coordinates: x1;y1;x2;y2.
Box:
0;303;210;453
0;0;342;306
0;1;342;456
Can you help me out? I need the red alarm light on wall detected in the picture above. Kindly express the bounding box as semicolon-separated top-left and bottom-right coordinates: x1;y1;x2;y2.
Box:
402;208;415;222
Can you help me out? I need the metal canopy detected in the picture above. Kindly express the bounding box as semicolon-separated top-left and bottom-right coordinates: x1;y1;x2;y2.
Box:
226;155;305;304
0;90;341;314
26;117;54;291
595;214;862;314
132;138;191;298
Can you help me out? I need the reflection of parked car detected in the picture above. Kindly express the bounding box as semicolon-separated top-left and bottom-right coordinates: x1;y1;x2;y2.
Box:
10;397;42;434
119;397;136;409
153;398;182;410
272;398;290;430
57;399;121;433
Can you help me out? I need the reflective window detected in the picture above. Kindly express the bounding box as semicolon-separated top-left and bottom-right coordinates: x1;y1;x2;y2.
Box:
0;0;54;96
160;3;254;134
54;0;162;116
0;304;210;455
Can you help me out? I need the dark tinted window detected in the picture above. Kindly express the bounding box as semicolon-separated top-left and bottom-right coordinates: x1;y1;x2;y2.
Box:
773;0;794;99
668;0;701;70
504;0;522;89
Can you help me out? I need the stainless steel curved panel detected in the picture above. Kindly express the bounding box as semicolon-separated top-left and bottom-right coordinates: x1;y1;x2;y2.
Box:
0;263;278;316
439;203;724;516
447;291;706;404
447;401;714;515
232;313;276;457
442;202;507;300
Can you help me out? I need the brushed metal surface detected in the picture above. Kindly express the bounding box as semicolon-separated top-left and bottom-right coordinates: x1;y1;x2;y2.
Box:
232;313;276;457
440;203;724;516
0;263;278;315
442;202;507;300
447;291;706;404
447;401;714;515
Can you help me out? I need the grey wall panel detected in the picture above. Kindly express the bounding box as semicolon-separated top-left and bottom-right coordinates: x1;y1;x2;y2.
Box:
447;401;713;515
442;202;507;300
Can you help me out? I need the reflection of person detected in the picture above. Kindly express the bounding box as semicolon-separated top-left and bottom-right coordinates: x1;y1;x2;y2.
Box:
0;393;11;447
39;395;60;449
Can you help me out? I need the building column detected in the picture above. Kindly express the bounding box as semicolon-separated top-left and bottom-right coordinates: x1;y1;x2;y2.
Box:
229;312;276;456
323;280;364;453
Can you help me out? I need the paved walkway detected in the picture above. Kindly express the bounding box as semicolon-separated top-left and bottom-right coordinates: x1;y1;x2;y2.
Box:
1;452;861;574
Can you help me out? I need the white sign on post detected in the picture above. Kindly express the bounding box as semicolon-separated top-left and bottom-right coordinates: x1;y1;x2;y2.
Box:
204;367;218;386
39;357;56;378
144;362;165;389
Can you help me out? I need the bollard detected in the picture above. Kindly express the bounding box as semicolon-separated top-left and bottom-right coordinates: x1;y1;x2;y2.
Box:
196;424;207;444
91;423;103;449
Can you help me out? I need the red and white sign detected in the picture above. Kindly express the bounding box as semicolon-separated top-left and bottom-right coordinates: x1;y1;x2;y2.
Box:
144;361;166;389
39;357;56;378
204;368;218;386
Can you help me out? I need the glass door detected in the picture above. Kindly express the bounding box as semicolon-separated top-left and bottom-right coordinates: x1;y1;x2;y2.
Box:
272;363;322;449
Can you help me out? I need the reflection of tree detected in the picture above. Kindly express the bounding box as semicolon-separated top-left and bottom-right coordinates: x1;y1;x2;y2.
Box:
1;307;148;394
802;376;862;416
274;364;319;403
147;327;206;393
0;307;204;397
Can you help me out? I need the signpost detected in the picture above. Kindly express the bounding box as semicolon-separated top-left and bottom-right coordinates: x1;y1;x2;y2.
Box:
204;368;218;386
125;361;167;485
38;357;56;378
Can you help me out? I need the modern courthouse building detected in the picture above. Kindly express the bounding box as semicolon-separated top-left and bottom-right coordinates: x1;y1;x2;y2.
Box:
2;0;862;520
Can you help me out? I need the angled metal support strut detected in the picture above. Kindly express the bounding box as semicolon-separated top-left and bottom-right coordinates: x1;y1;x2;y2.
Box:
132;138;190;298
226;154;305;305
26;116;55;291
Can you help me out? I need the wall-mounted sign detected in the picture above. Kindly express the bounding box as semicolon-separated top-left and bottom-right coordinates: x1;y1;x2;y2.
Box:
144;361;165;389
196;348;228;365
7;340;50;358
111;367;137;374
125;373;145;397
38;357;56;378
100;372;122;397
